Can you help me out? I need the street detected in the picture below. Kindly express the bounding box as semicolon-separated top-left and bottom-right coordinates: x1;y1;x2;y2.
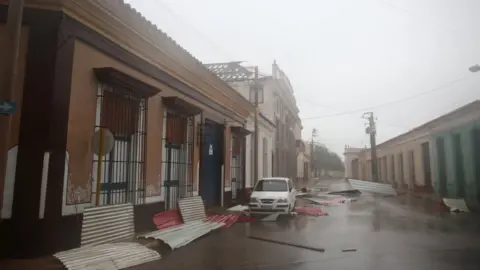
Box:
131;180;480;270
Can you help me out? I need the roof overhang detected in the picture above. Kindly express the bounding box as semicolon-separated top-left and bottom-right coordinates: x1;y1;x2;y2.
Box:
163;96;202;117
231;125;251;136
93;67;160;98
27;0;254;121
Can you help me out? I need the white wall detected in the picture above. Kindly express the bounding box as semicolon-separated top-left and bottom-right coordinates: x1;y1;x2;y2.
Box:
230;80;276;124
297;152;305;179
258;127;274;179
245;134;252;188
244;120;275;187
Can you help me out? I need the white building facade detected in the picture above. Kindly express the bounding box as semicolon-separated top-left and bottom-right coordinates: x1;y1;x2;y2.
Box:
205;61;302;187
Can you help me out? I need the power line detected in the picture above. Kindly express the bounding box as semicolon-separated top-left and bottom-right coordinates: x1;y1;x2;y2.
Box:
375;0;459;35
149;0;237;60
302;74;470;120
299;99;409;129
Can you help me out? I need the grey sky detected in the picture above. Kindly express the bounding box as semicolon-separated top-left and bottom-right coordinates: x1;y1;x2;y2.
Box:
126;0;480;156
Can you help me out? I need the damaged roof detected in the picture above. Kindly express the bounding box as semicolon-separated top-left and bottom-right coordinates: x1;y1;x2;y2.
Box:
204;62;252;82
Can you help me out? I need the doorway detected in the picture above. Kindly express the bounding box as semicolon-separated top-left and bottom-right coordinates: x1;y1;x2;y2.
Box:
472;127;480;202
436;137;447;196
453;134;465;197
421;142;432;189
201;120;223;206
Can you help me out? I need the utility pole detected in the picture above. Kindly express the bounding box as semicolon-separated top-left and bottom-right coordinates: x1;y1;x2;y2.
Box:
363;112;378;182
0;0;25;213
253;66;259;184
310;128;317;178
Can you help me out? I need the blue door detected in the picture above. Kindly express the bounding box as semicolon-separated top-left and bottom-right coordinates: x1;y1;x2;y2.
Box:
202;120;223;206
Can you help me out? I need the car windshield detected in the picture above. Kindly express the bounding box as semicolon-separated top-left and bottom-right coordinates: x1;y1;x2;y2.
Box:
254;179;288;192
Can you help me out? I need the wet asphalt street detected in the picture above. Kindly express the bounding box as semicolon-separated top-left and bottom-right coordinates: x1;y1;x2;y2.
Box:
132;179;480;270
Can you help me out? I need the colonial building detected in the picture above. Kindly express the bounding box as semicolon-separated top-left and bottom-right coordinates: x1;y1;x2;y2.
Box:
296;140;307;182
204;62;276;195
344;146;364;179
205;61;302;182
0;0;254;257
271;61;303;180
345;101;480;209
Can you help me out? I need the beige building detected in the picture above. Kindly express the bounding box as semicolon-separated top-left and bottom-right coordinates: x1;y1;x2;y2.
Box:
345;101;480;205
0;0;254;257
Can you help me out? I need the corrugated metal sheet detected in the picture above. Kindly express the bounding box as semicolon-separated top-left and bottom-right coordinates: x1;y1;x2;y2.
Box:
81;203;135;247
443;198;469;212
54;242;161;270
348;179;397;196
178;196;206;223
139;220;224;250
206;214;239;228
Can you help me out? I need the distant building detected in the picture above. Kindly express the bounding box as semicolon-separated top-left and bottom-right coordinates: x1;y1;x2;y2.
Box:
345;101;480;209
344;146;364;179
205;61;303;183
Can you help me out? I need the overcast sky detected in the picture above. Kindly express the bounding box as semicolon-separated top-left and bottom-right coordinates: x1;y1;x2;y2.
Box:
126;0;480;157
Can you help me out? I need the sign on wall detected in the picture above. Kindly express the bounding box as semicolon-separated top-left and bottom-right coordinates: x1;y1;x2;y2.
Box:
208;144;213;155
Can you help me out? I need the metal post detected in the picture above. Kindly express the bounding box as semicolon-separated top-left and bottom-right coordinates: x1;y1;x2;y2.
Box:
95;128;105;206
310;129;316;178
0;0;25;214
253;66;259;184
363;112;378;182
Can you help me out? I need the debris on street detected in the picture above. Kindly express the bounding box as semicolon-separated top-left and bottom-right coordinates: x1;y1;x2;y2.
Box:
328;189;361;196
442;198;469;213
237;215;256;222
347;178;397;196
295;192;309;197
54;242;161;270
139;196;226;250
140;220;225;250
153;210;183;230
248;235;325;252
227;205;249;212
207;214;240;228
305;195;353;206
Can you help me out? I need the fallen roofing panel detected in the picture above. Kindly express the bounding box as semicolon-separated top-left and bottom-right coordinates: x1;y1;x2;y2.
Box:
227;205;249;212
207;214;240;228
178;196;206;223
54;242;160;270
348;179;397;196
153;209;183;230
443;198;469;212
139;220;224;250
81;203;135;247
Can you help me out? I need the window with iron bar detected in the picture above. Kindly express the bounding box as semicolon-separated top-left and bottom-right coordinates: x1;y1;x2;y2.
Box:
92;84;147;206
161;111;194;210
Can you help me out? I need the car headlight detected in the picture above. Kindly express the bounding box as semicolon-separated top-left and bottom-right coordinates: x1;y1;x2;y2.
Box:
249;197;258;203
277;198;288;203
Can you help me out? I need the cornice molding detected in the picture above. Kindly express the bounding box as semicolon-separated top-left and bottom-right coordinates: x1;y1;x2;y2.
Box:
22;0;253;118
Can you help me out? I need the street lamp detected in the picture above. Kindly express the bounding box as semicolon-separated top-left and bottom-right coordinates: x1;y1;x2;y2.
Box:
468;64;480;73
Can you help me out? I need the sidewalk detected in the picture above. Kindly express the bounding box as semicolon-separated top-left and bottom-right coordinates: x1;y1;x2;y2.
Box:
0;257;63;270
395;188;442;203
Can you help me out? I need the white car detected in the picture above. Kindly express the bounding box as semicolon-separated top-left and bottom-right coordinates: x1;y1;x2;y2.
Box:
248;177;297;215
